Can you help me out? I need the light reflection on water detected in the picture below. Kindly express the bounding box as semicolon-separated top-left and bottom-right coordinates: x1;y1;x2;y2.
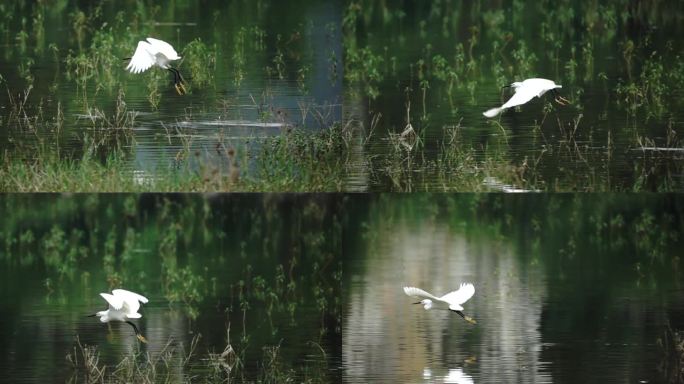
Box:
344;220;550;383
343;196;683;383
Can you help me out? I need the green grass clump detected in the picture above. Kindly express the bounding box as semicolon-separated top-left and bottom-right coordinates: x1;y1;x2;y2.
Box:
0;124;352;192
181;38;217;89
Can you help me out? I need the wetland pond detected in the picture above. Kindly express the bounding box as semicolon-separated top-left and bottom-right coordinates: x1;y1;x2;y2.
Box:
343;194;684;383
0;1;344;191
344;1;684;191
0;194;342;382
2;1;684;191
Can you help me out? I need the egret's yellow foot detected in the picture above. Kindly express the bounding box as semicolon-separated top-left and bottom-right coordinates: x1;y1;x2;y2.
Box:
555;95;570;105
174;83;186;95
137;334;148;344
464;316;477;325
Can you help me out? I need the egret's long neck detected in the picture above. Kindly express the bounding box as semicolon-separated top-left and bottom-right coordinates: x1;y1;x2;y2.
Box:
423;300;433;310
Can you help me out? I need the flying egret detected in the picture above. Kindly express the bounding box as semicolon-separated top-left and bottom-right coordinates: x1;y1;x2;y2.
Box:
403;283;477;324
89;289;149;343
483;78;569;118
126;37;187;95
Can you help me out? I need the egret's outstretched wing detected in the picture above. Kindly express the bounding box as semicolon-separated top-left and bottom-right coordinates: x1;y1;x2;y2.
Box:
483;84;543;117
126;41;155;74
499;87;538;110
440;283;475;306
403;286;440;301
483;107;504;118
112;289;148;314
522;78;561;97
146;37;179;59
112;289;149;304
100;292;124;310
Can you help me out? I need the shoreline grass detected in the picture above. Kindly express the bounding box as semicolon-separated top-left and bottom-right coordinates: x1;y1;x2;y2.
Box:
2;1;684;192
0;125;352;192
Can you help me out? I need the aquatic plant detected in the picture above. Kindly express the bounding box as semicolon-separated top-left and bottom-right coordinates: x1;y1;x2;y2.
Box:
657;325;684;383
181;38;217;89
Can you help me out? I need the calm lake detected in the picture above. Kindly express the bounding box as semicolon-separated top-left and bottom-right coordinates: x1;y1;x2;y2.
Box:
0;194;342;382
343;194;684;383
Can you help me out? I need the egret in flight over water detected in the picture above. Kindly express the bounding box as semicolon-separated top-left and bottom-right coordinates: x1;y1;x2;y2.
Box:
89;289;149;343
483;78;569;118
126;37;187;95
404;283;477;324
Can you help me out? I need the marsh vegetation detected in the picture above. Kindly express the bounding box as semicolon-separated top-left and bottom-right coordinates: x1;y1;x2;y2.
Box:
0;1;345;192
344;1;684;191
0;194;342;382
2;1;683;191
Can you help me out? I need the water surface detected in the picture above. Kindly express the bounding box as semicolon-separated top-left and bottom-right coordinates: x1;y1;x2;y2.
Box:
0;0;343;183
0;194;342;382
344;1;684;191
343;195;684;382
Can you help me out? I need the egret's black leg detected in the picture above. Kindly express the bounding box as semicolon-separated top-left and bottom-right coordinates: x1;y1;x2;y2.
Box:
175;67;187;94
168;67;187;95
172;67;186;85
552;89;570;105
125;321;148;343
167;68;178;83
166;67;180;94
450;310;477;324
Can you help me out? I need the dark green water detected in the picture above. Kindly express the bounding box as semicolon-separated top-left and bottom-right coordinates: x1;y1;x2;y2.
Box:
344;1;684;191
1;194;683;382
2;1;684;383
5;1;684;191
343;194;684;383
0;0;342;181
0;194;342;382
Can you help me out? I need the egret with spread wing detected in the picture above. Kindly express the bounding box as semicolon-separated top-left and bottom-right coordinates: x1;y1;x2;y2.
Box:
126;37;187;95
403;283;477;324
483;78;568;118
90;289;149;343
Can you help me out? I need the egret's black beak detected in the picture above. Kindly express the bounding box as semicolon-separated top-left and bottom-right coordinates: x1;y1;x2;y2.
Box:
502;84;511;89
413;301;422;305
87;314;97;317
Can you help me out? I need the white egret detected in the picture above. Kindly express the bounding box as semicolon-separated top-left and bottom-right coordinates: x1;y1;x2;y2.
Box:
483;78;569;118
126;37;187;95
89;289;149;343
403;283;477;324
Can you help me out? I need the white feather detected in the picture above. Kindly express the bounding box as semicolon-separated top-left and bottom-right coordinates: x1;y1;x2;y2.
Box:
483;78;562;118
126;37;181;74
403;283;475;312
